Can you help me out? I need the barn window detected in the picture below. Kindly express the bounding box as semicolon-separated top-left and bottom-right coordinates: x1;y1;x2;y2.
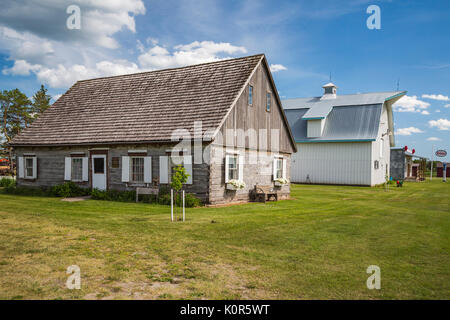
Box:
25;157;34;178
131;157;145;182
71;158;83;181
248;85;253;105
266;92;271;112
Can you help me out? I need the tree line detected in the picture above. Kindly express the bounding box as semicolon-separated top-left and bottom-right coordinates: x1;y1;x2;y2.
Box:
0;85;52;173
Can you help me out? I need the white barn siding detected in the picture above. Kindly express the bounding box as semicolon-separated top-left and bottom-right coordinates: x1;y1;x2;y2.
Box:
291;142;372;185
371;104;391;185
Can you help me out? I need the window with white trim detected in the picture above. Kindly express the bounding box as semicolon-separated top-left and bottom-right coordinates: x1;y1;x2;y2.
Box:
25;157;34;178
248;85;253;106
275;158;283;179
227;155;238;181
131;157;144;182
71;158;83;181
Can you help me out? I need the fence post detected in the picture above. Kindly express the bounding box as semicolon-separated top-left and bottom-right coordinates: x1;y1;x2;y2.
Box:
182;190;185;222
170;189;173;222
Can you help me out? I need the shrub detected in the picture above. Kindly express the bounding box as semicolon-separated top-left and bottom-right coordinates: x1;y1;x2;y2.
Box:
50;182;90;197
0;177;16;188
2;182;90;198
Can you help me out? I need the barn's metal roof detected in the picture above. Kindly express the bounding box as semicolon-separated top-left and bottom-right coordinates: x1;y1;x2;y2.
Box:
284;104;382;143
283;91;405;120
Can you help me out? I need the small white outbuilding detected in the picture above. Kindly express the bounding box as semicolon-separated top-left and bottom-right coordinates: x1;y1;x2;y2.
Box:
283;83;406;186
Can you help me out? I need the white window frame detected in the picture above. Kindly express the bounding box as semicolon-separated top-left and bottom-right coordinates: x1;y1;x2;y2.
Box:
266;92;271;112
130;156;145;183
273;156;286;181
248;84;253;106
225;154;239;182
71;157;83;182
24;156;35;179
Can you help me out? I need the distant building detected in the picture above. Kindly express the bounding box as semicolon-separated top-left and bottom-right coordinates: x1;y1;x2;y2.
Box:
283;83;405;186
390;147;427;181
436;162;450;178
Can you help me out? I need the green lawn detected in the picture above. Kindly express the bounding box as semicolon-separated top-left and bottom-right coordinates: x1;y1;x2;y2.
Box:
0;179;449;300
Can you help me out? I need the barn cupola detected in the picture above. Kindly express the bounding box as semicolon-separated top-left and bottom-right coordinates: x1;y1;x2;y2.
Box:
320;82;337;100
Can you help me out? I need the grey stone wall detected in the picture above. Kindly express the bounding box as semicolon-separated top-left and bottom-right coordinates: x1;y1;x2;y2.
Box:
390;149;405;180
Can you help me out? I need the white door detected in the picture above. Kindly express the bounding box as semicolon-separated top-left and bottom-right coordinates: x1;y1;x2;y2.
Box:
92;155;107;190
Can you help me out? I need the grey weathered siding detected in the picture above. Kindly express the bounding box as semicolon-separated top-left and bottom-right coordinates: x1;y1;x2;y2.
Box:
208;145;291;204
14;143;211;202
219;62;295;154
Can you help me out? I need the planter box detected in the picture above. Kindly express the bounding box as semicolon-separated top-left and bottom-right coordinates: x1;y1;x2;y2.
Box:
226;184;238;191
274;181;289;187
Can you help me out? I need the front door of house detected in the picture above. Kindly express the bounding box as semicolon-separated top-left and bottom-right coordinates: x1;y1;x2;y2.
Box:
92;155;107;190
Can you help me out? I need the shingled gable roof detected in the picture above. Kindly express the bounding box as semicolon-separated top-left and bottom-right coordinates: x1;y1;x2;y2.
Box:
11;54;295;149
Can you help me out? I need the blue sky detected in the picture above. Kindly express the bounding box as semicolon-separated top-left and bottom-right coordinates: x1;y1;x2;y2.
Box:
0;0;449;161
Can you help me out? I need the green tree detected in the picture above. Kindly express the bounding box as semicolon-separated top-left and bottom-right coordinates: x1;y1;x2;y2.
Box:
30;84;51;123
0;88;31;172
170;165;190;220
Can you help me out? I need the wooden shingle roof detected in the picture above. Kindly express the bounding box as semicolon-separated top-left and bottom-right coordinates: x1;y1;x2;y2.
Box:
11;54;264;146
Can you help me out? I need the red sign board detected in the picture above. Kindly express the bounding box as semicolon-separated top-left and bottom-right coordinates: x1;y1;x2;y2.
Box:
435;150;447;157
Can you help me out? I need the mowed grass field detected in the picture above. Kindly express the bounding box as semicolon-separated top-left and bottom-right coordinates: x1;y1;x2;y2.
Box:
0;179;448;300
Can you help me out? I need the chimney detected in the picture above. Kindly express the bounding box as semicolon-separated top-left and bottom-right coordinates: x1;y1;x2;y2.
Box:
320;82;337;100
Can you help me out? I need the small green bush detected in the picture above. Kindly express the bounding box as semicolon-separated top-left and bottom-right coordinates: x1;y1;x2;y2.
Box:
2;181;89;198
50;182;90;197
0;177;15;188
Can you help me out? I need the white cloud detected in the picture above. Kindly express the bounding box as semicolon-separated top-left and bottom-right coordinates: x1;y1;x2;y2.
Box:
445;104;450;108
421;110;430;115
393;95;430;113
2;59;40;76
422;94;449;101
270;64;287;72
427;137;442;141
35;60;141;88
428;118;450;131
395;127;424;136
0;0;145;49
138;41;247;70
0;1;146;87
436;109;441;113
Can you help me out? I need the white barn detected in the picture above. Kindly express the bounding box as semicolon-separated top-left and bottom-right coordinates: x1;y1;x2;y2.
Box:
283;83;406;186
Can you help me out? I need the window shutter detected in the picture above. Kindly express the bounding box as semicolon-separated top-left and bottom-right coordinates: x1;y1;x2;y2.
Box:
159;156;169;184
273;158;277;180
64;157;71;181
18;157;24;178
184;155;193;184
82;157;89;181
144;156;152;183
32;157;37;179
282;158;287;180
225;154;230;183
121;156;130;182
238;154;244;182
